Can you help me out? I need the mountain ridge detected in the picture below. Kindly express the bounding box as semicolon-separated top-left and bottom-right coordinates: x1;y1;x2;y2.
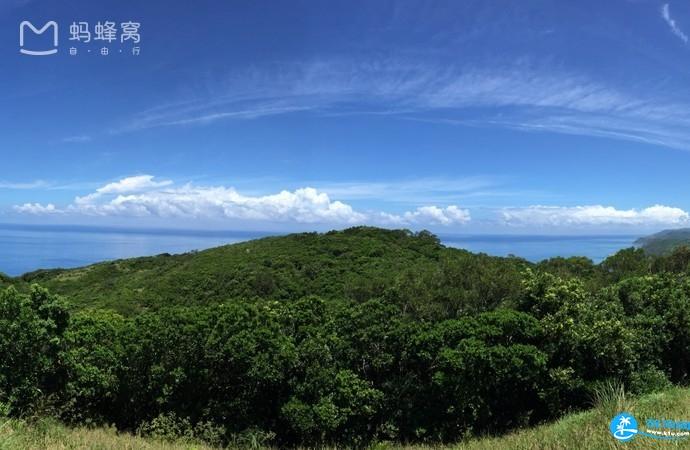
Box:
635;228;690;255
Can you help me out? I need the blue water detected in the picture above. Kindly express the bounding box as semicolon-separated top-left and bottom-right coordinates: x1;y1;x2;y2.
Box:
442;234;639;264
0;224;639;277
0;224;272;277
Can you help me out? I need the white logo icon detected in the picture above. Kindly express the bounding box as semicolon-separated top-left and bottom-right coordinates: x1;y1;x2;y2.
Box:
19;21;59;56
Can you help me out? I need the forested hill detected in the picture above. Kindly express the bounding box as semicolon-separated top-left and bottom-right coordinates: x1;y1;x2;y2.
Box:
5;226;688;315
635;228;690;255
9;227;530;314
7;227;690;447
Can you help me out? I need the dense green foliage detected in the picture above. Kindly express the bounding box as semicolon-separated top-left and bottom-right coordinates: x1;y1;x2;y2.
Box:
15;228;527;316
4;227;690;447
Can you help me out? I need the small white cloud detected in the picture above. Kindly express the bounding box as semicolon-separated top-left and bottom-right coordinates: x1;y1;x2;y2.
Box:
405;205;471;225
662;3;689;44
75;175;174;205
380;205;471;226
96;175;173;195
501;204;689;226
13;203;59;214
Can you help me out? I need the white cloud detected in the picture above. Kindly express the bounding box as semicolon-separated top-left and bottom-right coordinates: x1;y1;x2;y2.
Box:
378;205;471;226
75;175;174;205
501;204;690;226
96;175;173;195
14;176;689;231
662;4;688;44
13;175;469;227
13;203;59;214
72;184;365;224
406;205;471;225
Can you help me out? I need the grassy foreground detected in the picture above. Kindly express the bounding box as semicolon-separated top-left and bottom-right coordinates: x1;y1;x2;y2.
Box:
5;387;690;449
0;417;215;450
453;386;690;450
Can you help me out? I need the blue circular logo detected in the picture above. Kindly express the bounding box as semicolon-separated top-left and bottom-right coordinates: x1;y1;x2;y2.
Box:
610;412;638;442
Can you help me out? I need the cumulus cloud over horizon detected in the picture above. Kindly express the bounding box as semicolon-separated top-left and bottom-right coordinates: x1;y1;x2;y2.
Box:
501;204;690;227
12;175;471;227
14;176;690;230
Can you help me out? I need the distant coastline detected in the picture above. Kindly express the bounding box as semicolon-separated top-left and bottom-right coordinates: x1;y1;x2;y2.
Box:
0;224;639;277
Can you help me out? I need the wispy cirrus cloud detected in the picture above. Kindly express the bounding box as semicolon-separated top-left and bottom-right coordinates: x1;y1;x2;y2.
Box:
662;3;688;44
0;179;104;192
121;101;313;131
62;135;92;143
312;176;504;204
118;59;690;151
0;180;50;190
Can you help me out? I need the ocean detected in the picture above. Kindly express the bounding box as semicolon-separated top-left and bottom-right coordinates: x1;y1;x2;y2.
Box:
0;224;639;277
441;234;639;263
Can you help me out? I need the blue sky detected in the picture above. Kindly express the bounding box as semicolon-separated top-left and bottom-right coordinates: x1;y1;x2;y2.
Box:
3;0;690;234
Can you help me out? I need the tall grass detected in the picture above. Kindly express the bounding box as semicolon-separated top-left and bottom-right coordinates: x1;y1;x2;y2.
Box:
591;380;631;420
0;417;218;450
451;386;690;450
